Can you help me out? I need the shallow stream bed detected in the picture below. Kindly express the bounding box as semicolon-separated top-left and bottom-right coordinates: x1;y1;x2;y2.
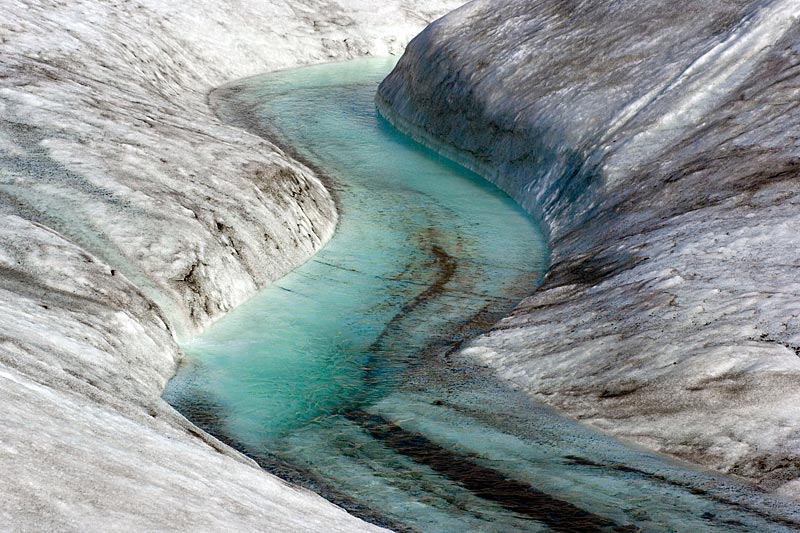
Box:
165;58;800;532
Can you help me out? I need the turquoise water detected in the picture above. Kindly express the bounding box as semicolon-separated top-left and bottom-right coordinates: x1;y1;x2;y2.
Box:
165;58;800;532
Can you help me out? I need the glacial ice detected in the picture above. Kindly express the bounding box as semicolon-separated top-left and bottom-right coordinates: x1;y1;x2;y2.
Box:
378;0;800;498
0;0;461;530
5;0;800;528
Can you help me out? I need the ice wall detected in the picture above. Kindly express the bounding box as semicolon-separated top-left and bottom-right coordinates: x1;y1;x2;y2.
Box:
378;0;800;497
0;0;461;530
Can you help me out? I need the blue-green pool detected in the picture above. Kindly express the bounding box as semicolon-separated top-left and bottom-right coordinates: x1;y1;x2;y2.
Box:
165;58;800;532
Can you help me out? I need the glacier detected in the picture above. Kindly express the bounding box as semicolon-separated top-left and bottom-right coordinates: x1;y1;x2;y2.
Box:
377;0;800;498
5;0;800;529
0;0;461;530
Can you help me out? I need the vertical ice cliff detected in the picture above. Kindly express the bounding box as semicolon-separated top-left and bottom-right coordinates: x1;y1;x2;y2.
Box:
378;0;800;497
0;0;461;530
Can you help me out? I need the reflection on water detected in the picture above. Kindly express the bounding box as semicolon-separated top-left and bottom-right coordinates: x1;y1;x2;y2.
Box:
164;58;800;532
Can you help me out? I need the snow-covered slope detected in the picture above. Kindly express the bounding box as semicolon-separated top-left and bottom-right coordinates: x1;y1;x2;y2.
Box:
0;0;461;529
378;0;800;497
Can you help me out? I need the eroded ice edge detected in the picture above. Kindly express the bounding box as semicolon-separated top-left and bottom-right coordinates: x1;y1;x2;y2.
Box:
378;0;800;522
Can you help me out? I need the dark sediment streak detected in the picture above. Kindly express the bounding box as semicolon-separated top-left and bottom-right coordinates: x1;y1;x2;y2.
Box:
169;391;417;533
360;238;458;389
345;410;634;533
563;455;800;529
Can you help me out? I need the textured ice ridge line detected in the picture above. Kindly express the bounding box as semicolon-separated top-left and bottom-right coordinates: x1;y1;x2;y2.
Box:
603;0;799;182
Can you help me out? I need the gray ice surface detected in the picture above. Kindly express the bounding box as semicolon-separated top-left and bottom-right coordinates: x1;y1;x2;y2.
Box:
378;0;800;499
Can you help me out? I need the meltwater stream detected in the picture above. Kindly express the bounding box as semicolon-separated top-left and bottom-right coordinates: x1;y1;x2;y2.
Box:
165;58;800;532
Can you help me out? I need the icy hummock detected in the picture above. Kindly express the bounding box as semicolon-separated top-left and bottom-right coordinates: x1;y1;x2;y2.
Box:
0;0;461;530
378;0;800;498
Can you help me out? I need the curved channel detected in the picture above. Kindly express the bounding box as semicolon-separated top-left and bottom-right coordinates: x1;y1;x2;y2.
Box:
165;58;800;532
